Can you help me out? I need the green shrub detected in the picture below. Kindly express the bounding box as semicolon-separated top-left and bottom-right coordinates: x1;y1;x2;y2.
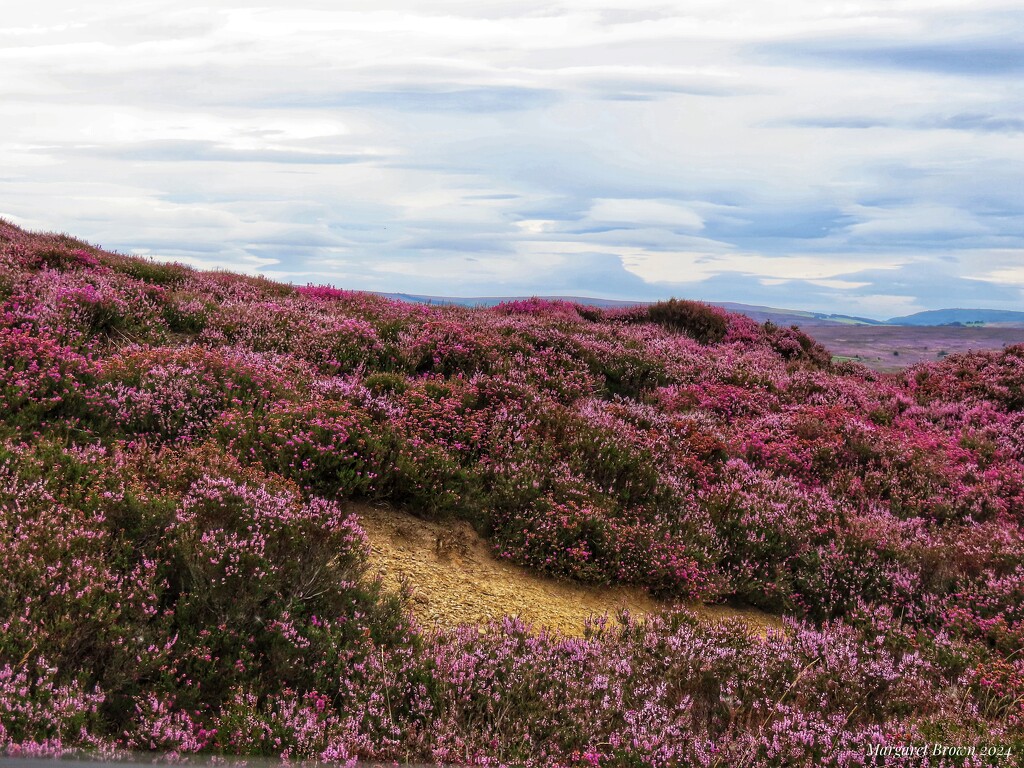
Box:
646;299;729;344
114;258;192;287
364;372;410;395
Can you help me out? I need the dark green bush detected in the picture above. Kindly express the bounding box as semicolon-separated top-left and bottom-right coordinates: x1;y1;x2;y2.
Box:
646;299;729;344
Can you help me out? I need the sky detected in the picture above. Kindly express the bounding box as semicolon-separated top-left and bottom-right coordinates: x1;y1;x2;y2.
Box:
1;1;1023;319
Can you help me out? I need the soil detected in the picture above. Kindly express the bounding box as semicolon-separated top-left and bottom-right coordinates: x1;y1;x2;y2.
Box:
353;503;782;638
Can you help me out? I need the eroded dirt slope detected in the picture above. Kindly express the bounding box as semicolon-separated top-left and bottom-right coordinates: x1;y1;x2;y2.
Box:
354;504;781;637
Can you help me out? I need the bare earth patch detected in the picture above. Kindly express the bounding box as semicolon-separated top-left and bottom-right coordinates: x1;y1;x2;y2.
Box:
354;503;781;637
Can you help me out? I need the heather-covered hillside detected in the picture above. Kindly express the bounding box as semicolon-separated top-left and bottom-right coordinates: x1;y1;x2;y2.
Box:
1;220;1022;765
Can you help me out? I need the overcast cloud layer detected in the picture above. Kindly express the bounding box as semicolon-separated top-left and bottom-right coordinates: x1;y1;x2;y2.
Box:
2;0;1023;318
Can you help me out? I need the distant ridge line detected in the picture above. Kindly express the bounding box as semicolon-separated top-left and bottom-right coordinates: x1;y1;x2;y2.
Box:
372;292;1024;328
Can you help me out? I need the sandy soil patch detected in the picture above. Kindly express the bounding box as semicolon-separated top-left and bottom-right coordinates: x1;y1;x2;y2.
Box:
353;503;781;637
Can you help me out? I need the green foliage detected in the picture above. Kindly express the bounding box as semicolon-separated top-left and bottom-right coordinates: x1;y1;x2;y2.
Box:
113;258;192;287
156;289;213;335
646;298;729;344
363;371;410;395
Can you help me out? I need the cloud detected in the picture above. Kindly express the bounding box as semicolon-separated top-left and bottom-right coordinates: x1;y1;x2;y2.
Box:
617;250;904;286
964;249;1024;287
756;39;1024;76
783;112;1024;134
584;199;704;230
843;204;992;241
582;74;748;100
1;0;1022;319
923;112;1024;133
267;86;560;113
785;116;889;130
39;140;380;165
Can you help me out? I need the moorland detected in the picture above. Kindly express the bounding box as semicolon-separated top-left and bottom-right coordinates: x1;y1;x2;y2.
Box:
0;220;1022;766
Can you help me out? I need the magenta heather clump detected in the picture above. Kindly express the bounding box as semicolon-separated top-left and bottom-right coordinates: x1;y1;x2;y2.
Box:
0;218;1022;764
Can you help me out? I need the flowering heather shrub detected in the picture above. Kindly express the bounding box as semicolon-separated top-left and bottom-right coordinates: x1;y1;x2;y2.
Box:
11;267;170;347
0;324;95;432
3;227;104;274
400;315;503;377
423;610;1010;767
492;297;586;321
185;269;297;303
0;451;165;703
0;662;109;756
157;475;393;709
206;298;397;374
161;293;212;334
88;345;307;441
761;320;834;367
217;400;388;499
910;347;1024;412
1;221;1023;762
172;476;368;612
107;257;192;289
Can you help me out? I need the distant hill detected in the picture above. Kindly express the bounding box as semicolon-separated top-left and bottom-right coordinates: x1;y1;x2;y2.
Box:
375;293;884;327
379;293;1024;329
888;309;1024;327
714;302;884;327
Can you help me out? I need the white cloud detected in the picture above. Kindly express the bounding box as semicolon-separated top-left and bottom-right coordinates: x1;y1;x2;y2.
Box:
0;0;1021;318
965;249;1024;286
586;199;704;230
618;250;904;285
844;204;991;239
807;278;872;290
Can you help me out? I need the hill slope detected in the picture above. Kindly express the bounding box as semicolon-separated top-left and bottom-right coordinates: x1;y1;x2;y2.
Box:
888;308;1024;326
1;220;1022;763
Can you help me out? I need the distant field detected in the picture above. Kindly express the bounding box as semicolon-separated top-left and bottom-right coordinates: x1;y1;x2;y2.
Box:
810;324;1024;372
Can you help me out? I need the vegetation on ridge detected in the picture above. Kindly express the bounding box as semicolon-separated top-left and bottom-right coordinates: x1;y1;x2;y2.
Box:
0;220;1021;765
